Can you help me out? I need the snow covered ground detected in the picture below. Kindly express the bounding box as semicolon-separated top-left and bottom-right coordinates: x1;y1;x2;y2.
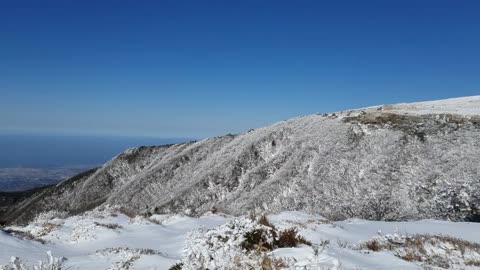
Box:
1;208;479;269
368;95;480;116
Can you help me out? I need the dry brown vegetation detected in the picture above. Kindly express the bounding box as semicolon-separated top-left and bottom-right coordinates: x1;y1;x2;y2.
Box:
258;214;275;228
276;227;311;248
38;222;62;237
362;234;480;269
364;234;480;252
2;228;46;244
466;260;480;267
94;222;123;230
241;214;311;253
257;255;287;270
365;239;381;252
167;262;183;270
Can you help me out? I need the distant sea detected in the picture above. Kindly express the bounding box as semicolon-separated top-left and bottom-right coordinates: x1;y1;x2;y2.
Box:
0;133;190;191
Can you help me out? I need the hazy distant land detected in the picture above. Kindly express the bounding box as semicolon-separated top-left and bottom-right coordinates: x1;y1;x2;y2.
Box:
0;133;190;191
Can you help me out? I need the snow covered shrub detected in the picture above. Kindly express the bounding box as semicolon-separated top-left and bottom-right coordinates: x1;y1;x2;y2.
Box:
97;247;165;270
258;255;288;270
181;215;307;269
96;247;164;256
241;219;311;252
241;227;277;252
182;217;262;269
11;210;68;240
0;252;66;270
360;194;403;221
466;260;480;267
258;214;275;228
93;222;123;230
2;229;46;244
167;263;183;270
32;211;68;225
360;233;480;268
364;239;381;252
0;257;28;270
276;228;311;248
110;255;139;270
32;252;66;270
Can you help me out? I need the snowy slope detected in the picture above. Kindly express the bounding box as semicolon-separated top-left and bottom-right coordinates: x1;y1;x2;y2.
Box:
1;207;228;269
2;96;480;225
376;96;480;116
1;209;480;269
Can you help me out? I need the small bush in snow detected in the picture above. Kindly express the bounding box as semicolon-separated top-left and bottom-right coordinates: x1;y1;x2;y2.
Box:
0;251;66;270
96;247;164;256
32;211;68;225
96;247;165;270
167;263;183;270
336;238;349;249
258;214;275;228
241;228;277;252
276;227;311;248
466;260;480;267
364;239;381;252
241;216;311;252
93;222;123;230
181;215;308;269
258;255;288;270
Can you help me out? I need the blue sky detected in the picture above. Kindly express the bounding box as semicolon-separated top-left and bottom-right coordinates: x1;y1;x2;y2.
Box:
1;0;479;138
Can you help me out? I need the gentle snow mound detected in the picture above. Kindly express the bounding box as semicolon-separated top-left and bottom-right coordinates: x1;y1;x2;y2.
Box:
379;95;480;116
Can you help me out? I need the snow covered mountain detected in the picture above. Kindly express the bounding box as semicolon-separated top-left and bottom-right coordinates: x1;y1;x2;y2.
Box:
2;96;480;225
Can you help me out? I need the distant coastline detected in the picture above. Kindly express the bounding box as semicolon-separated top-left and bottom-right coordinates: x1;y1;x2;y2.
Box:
0;166;92;192
0;133;191;191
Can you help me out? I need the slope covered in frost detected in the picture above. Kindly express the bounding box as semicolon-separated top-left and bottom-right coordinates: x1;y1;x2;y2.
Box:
2;96;480;225
1;209;480;269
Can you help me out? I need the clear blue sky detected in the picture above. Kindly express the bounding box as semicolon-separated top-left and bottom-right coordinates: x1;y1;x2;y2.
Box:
1;0;479;138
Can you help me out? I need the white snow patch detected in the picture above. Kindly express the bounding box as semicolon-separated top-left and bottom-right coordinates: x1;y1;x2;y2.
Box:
1;209;480;269
371;95;480;116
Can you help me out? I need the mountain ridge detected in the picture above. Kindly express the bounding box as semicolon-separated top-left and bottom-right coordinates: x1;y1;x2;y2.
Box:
2;96;480;225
